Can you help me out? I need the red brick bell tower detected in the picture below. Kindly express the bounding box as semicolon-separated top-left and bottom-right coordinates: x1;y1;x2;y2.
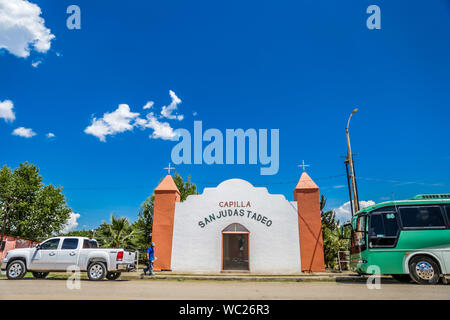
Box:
294;172;326;272
152;174;180;271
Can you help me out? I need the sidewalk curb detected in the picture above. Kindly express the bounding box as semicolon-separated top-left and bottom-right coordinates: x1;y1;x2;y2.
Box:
119;273;386;282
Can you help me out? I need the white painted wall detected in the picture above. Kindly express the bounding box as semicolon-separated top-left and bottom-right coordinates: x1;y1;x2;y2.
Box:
171;179;301;273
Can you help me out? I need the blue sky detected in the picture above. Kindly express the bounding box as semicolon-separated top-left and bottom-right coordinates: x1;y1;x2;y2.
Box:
1;0;450;229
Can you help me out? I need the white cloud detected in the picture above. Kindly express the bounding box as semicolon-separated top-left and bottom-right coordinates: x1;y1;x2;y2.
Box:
134;117;147;127
143;101;154;110
12;126;35;138
84;104;140;142
60;212;80;233
85;91;185;142
0;0;55;58
136;112;179;141
31;60;41;68
147;115;179;140
46;132;55;138
193;111;198;116
161;90;184;121
0;99;15;122
333;200;376;222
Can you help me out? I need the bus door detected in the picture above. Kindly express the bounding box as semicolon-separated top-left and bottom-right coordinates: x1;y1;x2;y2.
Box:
368;210;400;248
366;210;402;274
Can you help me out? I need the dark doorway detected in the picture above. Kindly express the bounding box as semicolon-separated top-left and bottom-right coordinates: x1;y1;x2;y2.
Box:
222;223;249;271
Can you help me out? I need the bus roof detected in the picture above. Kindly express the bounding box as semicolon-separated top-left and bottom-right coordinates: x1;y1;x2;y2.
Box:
356;194;450;215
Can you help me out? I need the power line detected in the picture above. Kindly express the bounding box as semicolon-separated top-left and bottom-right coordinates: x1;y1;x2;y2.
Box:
358;177;447;187
61;174;447;191
64;186;154;191
62;174;348;190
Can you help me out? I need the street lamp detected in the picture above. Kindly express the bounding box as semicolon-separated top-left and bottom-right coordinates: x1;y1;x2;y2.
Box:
346;108;360;215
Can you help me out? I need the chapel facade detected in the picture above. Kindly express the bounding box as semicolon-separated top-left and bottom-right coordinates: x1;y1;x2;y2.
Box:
151;172;326;273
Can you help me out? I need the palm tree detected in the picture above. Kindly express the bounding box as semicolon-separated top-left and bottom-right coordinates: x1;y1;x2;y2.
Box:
96;215;140;249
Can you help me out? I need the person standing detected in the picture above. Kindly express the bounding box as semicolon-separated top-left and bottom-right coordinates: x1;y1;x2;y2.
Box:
143;242;155;276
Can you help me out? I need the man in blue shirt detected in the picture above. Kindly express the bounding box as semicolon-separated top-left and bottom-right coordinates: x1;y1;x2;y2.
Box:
143;242;155;276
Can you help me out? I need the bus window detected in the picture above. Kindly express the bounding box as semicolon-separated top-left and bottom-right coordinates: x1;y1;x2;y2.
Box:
445;205;450;225
399;206;445;228
369;215;384;237
368;212;399;248
384;213;399;236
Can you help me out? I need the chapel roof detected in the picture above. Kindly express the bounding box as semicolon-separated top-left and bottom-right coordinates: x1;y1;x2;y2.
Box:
295;172;319;190
155;174;181;193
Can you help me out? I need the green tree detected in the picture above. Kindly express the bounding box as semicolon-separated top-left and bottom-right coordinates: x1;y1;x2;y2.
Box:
96;215;139;249
132;195;154;248
0;162;72;241
320;195;349;270
59;229;94;238
173;173;198;201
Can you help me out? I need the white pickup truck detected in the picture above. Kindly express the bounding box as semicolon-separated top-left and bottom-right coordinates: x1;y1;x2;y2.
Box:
1;236;136;281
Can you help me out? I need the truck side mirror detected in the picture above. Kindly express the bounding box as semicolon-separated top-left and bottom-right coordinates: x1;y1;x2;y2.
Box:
35;244;41;250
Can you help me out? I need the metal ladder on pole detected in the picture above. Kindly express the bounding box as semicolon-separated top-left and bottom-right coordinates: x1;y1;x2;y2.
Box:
338;250;350;272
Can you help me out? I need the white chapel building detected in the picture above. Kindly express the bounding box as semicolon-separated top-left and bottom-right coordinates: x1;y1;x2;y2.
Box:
151;172;325;274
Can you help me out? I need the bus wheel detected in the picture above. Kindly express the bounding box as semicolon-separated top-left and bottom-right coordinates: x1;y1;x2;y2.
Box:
391;274;411;283
408;256;440;285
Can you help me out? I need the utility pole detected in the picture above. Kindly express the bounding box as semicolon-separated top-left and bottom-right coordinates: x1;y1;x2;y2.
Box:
346;109;360;215
344;158;355;216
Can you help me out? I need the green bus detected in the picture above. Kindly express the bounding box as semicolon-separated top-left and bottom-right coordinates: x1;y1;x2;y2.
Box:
347;194;450;284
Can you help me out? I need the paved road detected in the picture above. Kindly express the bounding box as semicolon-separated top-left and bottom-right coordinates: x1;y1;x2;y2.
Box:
0;278;449;299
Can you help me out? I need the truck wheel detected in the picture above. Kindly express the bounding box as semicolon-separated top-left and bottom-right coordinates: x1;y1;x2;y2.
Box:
409;255;440;285
32;272;49;279
7;260;27;280
391;274;411;283
106;272;121;280
87;262;107;281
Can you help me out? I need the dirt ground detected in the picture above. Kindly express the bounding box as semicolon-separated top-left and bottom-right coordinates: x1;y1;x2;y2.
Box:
0;278;449;300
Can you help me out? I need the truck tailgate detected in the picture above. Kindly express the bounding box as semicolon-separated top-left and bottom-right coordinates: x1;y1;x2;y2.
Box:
122;250;135;264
